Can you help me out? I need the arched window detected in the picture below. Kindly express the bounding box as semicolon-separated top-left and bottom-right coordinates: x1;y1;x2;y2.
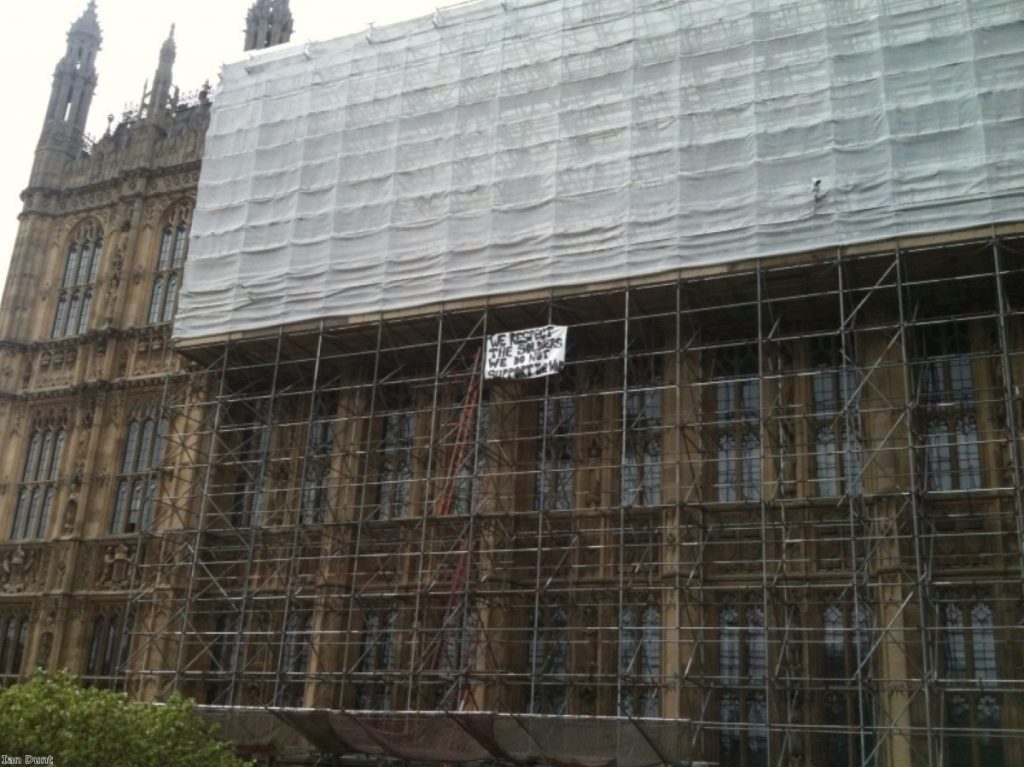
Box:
356;608;397;710
536;374;577;512
955;416;982;490
277;610;312;706
147;203;192;324
230;398;272;528
110;412;167;534
300;391;337;524
618;602;660;717
376;387;415;520
437;604;479;707
746;607;768;762
741;432;761;502
204;609;239;704
810;336;864;497
11;426;65;540
713;346;760;502
622;357;662;507
815;427;840;497
52;221;102;338
718;601;772;767
529;604;569;714
819;600;876;766
918;322;983;491
452;394;489;517
0;612;30;683
84;612;131;689
941;597;1004;766
926;417;954;491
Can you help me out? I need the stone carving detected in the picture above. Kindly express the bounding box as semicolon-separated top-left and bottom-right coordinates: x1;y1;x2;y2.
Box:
62;496;78;535
97;543;133;589
36;600;58;667
0;546;37;593
37;632;54;667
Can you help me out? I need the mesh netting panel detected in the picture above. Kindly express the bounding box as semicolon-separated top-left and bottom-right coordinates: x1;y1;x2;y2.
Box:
505;716;663;767
341;712;493;762
456;712;688;765
630;719;690;765
203;708;691;765
273;709;359;753
201;707;309;750
313;713;388;756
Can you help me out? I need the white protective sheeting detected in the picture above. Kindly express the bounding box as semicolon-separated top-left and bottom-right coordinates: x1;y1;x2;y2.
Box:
176;0;1024;340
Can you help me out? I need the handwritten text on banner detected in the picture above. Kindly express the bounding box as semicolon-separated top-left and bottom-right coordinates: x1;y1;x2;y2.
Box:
485;325;568;380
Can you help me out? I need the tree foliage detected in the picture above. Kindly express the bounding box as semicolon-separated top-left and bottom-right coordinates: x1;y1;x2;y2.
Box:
0;671;248;767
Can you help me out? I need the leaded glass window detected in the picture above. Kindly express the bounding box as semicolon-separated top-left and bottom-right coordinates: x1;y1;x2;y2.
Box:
918;322;983;491
623;358;662;507
377;390;414;519
453;399;489;517
819;599;876;767
111;413;166;534
713;347;760;502
52;221;102;338
810;337;863;497
0;612;29;684
84;612;131;689
536;377;576;512
356;608;396;709
277;610;312;706
230;399;272;527
11;427;65;540
941;597;1004;766
529;604;569;714
148;203;191;324
618;603;660;717
299;391;336;523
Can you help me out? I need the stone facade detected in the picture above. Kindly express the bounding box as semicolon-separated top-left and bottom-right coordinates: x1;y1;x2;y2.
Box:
0;4;1022;767
0;0;287;698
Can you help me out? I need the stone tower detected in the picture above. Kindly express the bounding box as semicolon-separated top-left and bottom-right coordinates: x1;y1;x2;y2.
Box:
144;25;177;123
244;0;293;52
0;1;212;690
30;1;102;190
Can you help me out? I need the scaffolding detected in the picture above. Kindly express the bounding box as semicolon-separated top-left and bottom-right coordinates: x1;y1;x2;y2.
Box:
122;232;1024;766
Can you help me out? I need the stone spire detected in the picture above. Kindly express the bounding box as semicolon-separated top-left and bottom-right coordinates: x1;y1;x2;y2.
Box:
146;24;177;121
244;0;293;52
43;1;101;133
31;1;102;187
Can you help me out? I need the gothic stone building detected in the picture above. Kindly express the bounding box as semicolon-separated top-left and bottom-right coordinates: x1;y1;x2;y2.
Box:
0;0;288;713
0;2;1023;767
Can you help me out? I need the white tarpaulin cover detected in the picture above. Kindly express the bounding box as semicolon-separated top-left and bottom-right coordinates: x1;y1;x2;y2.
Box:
176;0;1024;340
486;325;567;379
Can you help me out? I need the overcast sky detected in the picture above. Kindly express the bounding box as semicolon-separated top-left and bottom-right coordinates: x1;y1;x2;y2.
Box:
0;0;442;291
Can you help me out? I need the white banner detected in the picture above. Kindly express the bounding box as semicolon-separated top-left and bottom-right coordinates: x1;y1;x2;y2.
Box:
485;325;568;380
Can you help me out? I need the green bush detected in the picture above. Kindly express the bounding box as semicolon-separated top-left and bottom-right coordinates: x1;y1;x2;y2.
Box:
0;671;248;767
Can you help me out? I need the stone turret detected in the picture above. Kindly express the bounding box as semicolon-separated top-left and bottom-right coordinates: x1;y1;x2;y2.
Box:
244;0;293;52
145;24;177;123
30;1;102;189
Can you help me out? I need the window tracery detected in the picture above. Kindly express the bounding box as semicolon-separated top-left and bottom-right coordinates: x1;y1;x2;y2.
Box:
713;347;759;502
536;372;576;512
810;336;863;497
111;410;166;534
917;322;982;491
618;602;660;717
11;425;65;540
622;356;661;506
147;203;192;324
52;220;102;338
